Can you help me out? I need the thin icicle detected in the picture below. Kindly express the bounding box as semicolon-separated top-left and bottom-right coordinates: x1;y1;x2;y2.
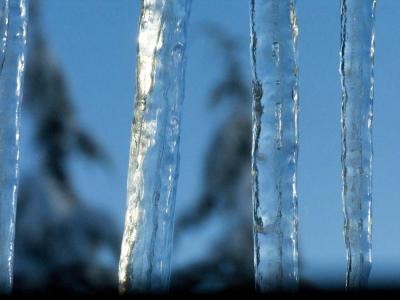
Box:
119;0;191;293
0;0;28;293
340;0;376;290
249;0;299;292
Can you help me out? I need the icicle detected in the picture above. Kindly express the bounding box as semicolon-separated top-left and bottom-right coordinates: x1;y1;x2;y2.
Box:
249;0;299;292
340;0;376;290
119;0;191;293
0;0;28;293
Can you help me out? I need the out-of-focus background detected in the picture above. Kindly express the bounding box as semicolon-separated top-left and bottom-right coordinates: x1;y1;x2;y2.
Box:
15;0;400;292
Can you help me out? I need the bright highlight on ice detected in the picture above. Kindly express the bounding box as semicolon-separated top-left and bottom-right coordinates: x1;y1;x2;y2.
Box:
119;0;191;293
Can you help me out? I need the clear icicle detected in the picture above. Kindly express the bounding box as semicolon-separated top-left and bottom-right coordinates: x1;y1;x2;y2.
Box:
340;0;376;290
119;0;191;293
249;0;299;292
0;0;28;293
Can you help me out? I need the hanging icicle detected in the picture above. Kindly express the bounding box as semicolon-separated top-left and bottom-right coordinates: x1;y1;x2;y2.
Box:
340;0;376;290
119;0;191;293
0;0;28;293
249;0;299;292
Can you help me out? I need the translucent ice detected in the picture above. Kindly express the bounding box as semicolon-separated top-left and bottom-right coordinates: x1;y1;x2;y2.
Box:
249;0;299;292
119;0;191;293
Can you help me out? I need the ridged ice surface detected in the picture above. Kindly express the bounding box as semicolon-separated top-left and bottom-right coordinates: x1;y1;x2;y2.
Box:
249;0;299;292
119;0;191;293
0;0;27;293
340;0;376;290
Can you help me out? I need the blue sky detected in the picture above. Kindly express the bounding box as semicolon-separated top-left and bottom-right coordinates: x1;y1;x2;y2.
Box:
29;0;400;289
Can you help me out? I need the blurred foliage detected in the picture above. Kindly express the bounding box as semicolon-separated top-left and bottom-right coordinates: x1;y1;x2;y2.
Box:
172;24;254;292
14;0;120;292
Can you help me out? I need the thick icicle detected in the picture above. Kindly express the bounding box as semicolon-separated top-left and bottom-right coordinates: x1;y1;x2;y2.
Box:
0;0;28;293
249;0;299;292
119;0;191;293
340;0;376;290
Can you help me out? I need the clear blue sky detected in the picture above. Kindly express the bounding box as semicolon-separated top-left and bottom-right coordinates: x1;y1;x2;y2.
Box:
30;0;400;289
